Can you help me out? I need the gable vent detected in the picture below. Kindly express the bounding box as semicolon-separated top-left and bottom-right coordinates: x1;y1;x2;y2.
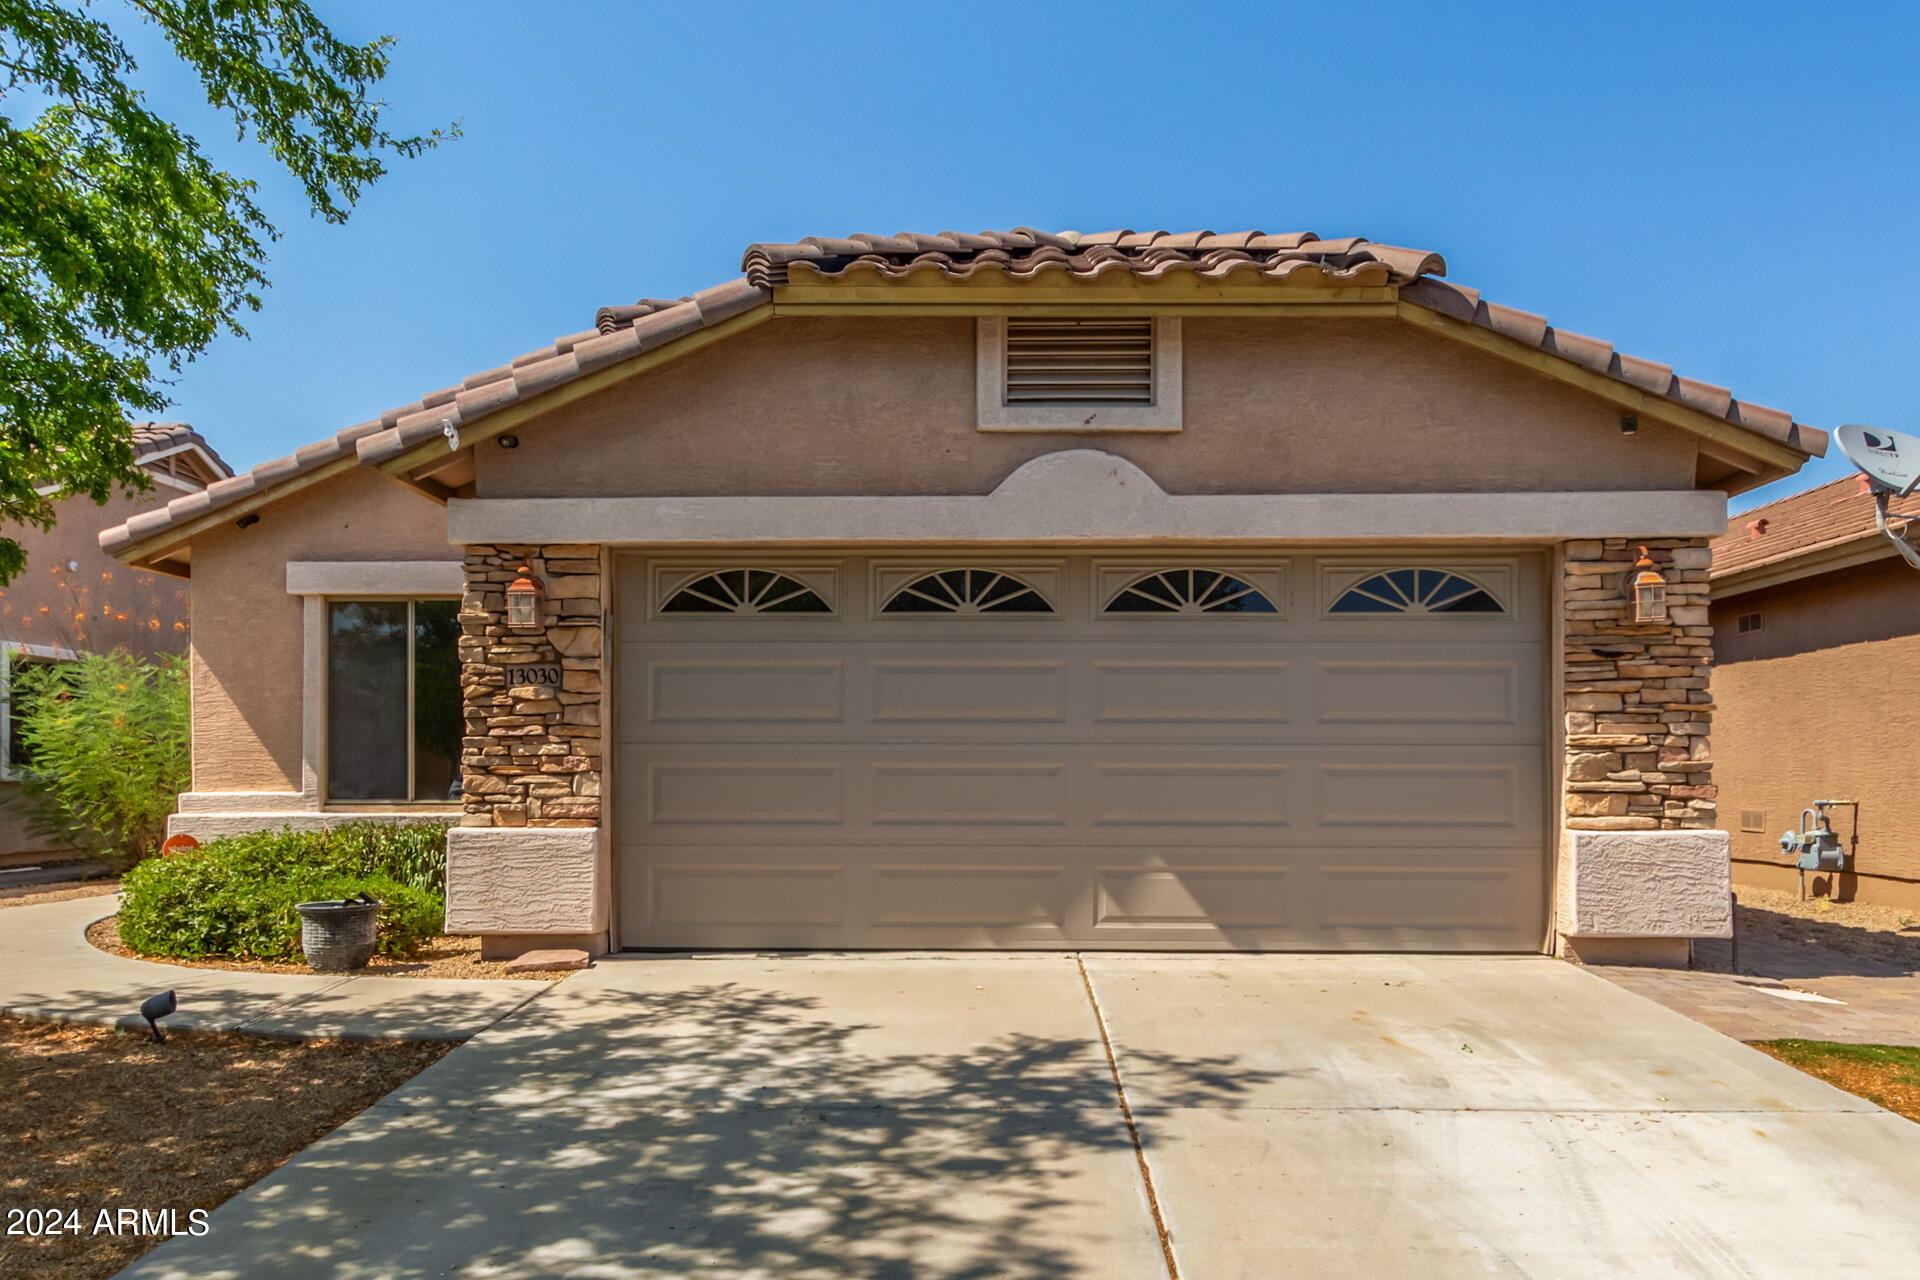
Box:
1004;318;1154;405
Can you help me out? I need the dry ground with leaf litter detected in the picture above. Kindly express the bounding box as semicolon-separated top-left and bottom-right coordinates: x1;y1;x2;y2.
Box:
0;1014;451;1280
1753;1040;1920;1124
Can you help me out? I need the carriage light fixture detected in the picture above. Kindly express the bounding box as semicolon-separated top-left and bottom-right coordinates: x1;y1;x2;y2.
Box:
1626;546;1667;622
506;566;545;629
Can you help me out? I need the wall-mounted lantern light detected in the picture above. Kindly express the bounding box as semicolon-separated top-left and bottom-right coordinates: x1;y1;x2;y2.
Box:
1626;546;1667;622
506;565;545;629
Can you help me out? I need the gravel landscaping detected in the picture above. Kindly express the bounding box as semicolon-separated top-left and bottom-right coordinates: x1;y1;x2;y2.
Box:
0;1014;451;1280
83;913;528;981
1728;884;1920;972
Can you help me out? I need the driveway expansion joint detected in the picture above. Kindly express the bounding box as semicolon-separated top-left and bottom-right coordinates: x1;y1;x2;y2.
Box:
1077;952;1180;1280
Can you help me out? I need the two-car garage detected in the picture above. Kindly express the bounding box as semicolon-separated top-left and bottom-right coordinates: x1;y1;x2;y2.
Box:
613;550;1548;951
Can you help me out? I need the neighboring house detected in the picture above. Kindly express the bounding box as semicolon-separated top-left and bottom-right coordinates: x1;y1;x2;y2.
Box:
1710;475;1920;910
99;227;1826;963
2;422;231;861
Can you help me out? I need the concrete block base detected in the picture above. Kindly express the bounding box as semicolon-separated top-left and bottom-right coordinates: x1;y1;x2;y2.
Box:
1560;936;1692;968
447;826;606;936
1560;827;1732;939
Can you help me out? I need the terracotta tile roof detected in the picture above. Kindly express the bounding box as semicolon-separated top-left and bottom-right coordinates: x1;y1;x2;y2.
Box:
130;421;231;477
98;278;770;555
1711;474;1920;578
100;226;1825;561
1400;278;1824;457
741;227;1447;289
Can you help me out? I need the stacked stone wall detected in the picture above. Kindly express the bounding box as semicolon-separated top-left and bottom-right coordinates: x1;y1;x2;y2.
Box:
457;544;603;828
1563;537;1714;831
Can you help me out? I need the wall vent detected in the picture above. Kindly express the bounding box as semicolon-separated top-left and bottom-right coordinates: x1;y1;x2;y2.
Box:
1004;318;1154;405
1737;611;1763;634
1739;809;1766;833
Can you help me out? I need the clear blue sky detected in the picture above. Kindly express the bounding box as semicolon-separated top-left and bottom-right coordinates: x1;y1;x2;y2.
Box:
126;0;1919;511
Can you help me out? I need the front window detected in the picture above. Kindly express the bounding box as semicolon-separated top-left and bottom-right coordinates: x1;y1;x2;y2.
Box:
2;646;78;780
326;600;460;802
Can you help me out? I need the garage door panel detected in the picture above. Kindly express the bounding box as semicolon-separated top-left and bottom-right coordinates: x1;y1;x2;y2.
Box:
1317;759;1534;831
1091;660;1292;724
646;762;844;825
642;660;844;724
869;864;1072;928
1092;866;1296;930
616;552;1547;950
870;660;1068;723
1091;764;1291;826
1316;658;1521;725
645;863;847;929
870;762;1069;825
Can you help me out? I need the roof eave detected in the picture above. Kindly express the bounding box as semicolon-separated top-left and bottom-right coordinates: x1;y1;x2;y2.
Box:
1711;531;1903;600
1394;295;1819;477
367;299;776;496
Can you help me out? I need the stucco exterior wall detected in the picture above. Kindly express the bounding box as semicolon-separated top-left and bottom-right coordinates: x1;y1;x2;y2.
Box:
1712;557;1920;905
475;316;1698;500
187;467;452;793
2;488;197;858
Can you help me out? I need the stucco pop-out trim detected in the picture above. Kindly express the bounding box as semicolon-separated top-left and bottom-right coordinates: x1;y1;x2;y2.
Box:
445;827;606;935
285;560;465;596
1561;829;1733;939
447;450;1730;546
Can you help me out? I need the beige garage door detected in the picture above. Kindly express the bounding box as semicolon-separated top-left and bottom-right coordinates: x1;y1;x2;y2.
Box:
614;552;1547;951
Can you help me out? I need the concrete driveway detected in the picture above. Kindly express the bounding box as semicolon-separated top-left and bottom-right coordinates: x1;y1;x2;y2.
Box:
121;954;1920;1279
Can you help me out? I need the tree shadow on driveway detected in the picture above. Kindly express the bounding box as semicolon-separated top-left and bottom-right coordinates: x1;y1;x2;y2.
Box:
117;977;1283;1280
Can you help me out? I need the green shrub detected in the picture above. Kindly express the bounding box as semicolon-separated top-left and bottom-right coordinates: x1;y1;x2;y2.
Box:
118;822;450;961
10;651;189;865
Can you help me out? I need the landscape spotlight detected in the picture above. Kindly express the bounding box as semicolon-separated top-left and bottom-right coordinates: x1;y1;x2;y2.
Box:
140;990;177;1043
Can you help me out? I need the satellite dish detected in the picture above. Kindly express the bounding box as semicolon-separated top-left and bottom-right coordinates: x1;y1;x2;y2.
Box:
1832;424;1920;572
1834;424;1920;497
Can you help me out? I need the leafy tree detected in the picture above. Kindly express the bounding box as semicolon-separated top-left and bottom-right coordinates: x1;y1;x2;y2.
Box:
9;648;188;863
0;1;451;583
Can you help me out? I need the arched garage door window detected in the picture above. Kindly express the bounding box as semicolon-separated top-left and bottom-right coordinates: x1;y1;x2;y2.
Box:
1103;569;1278;614
1329;569;1503;615
660;570;831;614
879;569;1055;615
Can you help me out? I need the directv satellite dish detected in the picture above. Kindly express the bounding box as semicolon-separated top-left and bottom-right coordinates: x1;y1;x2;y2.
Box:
1833;424;1920;571
1834;424;1920;497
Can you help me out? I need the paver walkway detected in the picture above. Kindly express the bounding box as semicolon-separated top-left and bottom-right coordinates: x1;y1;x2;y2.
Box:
118;952;1920;1279
1589;932;1920;1044
0;895;551;1041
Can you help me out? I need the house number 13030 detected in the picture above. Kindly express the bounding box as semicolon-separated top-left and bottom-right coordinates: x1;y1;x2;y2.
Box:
504;664;563;688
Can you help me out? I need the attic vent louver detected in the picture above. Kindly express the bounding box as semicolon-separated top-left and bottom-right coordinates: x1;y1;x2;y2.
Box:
1004;318;1154;405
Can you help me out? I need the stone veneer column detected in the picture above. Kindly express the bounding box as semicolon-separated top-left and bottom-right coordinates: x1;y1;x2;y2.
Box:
456;544;603;828
1557;536;1730;965
1561;537;1715;829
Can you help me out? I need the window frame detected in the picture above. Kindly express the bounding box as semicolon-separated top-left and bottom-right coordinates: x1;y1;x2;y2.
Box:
321;596;462;807
975;315;1183;433
1;641;82;782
